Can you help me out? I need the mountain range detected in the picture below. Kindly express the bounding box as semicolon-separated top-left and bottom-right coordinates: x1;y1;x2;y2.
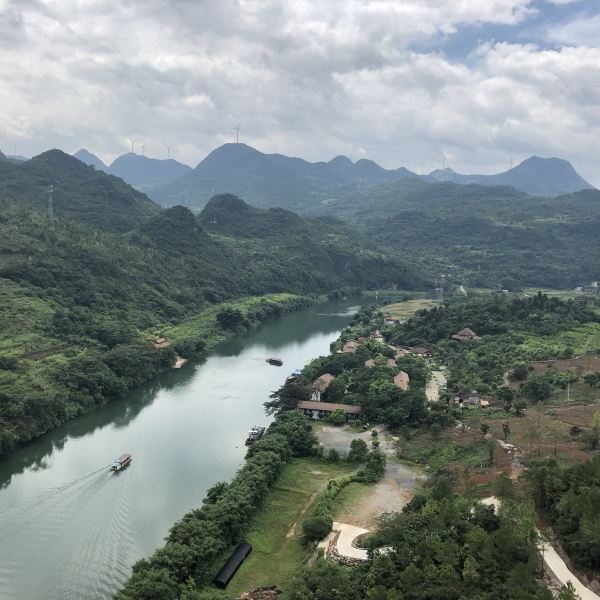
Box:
426;156;592;197
69;143;593;210
150;143;594;211
73;148;193;193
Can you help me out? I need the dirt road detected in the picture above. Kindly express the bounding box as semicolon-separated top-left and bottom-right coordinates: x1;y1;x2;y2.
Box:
426;369;447;402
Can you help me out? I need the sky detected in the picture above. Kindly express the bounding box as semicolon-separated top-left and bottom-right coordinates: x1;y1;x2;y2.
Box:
0;0;599;185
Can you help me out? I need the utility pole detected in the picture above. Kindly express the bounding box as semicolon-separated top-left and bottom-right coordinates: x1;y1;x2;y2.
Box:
47;184;54;222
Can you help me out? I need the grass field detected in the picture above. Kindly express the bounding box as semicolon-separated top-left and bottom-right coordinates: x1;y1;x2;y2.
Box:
160;293;304;347
380;298;440;320
519;323;600;358
522;288;596;301
224;458;355;598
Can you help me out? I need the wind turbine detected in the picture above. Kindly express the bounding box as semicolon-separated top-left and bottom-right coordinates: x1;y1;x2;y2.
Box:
164;144;172;159
141;143;146;156
233;124;241;144
130;139;135;153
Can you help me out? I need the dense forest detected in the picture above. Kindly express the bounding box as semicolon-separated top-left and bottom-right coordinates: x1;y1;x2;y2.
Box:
0;149;160;232
287;491;551;600
311;179;600;289
527;455;600;572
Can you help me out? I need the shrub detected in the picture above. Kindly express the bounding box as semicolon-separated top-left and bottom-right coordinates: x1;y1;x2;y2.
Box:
302;515;332;542
328;408;346;426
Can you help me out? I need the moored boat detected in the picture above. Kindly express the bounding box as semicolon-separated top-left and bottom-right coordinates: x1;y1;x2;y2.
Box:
245;426;266;445
110;453;132;471
266;357;283;366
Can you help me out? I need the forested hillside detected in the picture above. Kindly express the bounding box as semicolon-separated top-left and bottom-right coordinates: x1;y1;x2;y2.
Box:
314;180;600;289
0;187;424;454
0;149;160;232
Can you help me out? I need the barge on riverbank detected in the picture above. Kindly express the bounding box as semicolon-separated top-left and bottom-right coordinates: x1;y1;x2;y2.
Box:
245;426;266;445
214;542;252;588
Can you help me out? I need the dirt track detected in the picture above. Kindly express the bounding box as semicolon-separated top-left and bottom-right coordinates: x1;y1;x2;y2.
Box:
316;425;425;527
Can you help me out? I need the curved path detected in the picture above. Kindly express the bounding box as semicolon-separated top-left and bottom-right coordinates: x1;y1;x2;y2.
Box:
317;522;369;560
482;497;599;600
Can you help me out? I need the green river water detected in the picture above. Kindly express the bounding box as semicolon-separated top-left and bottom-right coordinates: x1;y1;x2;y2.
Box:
0;300;358;599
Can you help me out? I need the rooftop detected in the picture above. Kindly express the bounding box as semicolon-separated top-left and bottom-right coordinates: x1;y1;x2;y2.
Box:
298;401;362;414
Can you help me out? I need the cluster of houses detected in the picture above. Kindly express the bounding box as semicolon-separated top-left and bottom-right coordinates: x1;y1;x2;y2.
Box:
297;324;490;423
575;281;599;293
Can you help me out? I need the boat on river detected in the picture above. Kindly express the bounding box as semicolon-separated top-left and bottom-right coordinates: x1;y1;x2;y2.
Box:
110;453;132;471
266;357;283;366
245;426;266;445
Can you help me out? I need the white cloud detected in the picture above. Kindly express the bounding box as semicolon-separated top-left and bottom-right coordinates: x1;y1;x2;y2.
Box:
0;0;598;186
544;14;600;47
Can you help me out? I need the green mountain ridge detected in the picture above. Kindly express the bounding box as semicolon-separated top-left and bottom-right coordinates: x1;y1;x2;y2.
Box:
151;143;417;210
0;149;160;232
308;178;600;289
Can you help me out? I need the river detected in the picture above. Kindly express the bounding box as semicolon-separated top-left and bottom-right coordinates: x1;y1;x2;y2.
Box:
0;299;358;600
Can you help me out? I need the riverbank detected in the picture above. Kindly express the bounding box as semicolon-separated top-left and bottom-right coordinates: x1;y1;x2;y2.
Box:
0;298;359;600
0;292;313;456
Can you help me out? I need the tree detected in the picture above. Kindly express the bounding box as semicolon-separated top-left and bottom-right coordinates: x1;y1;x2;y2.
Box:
514;400;527;417
494;472;515;499
558;582;579;600
216;307;246;331
328;408;346;426
586;412;600;450
497;387;515;413
512;364;529;381
328;448;340;462
430;422;442;440
548;421;564;455
480;423;490;437
521;374;552;402
347;438;368;462
302;516;332;542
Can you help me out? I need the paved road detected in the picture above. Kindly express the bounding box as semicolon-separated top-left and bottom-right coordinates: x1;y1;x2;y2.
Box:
317;522;369;560
541;540;600;600
483;497;599;600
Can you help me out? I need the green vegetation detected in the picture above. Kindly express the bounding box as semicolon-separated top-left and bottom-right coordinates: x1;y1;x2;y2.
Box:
117;411;317;599
527;455;600;571
388;292;600;394
314;178;600;289
0;177;427;455
224;458;355;598
288;487;552;599
0;149;159;232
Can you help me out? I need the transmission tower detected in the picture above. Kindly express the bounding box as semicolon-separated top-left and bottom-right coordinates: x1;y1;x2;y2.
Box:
47;185;54;222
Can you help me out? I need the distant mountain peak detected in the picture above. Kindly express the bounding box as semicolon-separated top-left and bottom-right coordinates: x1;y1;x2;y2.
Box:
73;148;108;170
107;152;192;190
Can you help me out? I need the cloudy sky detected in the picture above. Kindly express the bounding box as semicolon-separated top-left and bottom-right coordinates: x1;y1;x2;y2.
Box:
1;0;599;184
